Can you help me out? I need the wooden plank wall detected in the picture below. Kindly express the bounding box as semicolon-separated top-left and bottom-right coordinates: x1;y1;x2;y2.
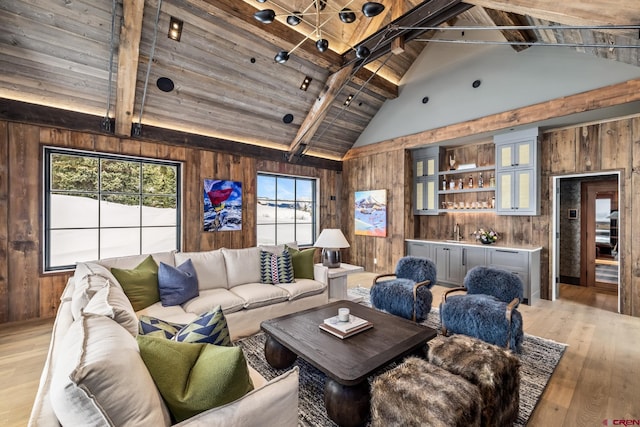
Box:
342;116;640;317
0;122;340;324
341;149;411;274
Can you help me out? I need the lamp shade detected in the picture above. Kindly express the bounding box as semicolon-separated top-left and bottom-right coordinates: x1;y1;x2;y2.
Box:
314;229;350;249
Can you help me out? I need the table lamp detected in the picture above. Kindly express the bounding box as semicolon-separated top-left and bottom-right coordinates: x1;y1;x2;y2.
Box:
314;229;350;268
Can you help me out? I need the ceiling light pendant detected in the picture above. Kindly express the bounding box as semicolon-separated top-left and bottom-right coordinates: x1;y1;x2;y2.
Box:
275;50;290;64
253;1;385;64
362;2;385;18
316;38;329;52
355;45;370;59
339;8;356;24
287;12;302;26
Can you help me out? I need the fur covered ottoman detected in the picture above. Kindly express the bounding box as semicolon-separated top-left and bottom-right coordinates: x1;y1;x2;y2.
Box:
428;335;521;427
370;357;482;427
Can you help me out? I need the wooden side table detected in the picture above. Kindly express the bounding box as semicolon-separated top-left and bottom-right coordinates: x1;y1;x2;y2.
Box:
316;263;365;301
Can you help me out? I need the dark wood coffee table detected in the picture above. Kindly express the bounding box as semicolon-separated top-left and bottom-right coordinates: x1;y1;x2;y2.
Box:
260;300;437;427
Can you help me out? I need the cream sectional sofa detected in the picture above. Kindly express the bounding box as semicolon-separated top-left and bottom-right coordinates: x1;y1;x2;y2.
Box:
29;246;329;426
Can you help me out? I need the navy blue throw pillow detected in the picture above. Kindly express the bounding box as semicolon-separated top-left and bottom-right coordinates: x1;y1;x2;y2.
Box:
158;259;199;306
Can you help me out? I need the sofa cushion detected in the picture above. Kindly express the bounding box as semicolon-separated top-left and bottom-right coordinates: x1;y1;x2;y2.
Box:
174;306;231;347
175;249;228;290
111;255;160;311
137;336;254;423
260;250;295;284
182;288;246;315
136;302;198;325
71;263;115;320
158;259;199;306
95;251;175;270
259;241;298;254
229;283;290;309
50;313;171;427
222;247;261;287
83;281;139;337
139;315;185;339
275;278;326;301
286;246;316;279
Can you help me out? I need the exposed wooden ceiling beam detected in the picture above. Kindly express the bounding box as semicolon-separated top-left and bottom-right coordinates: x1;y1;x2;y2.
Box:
464;0;640;32
343;78;640;160
287;0;395;160
480;7;536;52
0;98;342;170
289;0;397;162
390;0;406;55
343;0;473;67
115;0;144;137
287;66;354;161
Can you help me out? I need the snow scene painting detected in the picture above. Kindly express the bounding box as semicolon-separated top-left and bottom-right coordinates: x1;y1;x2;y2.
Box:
204;179;242;232
354;189;387;237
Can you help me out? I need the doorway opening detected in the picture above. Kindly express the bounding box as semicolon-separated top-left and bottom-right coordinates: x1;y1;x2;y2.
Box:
551;172;620;313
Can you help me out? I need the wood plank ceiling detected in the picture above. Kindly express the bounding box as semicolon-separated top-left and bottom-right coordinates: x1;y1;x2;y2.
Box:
1;0;639;164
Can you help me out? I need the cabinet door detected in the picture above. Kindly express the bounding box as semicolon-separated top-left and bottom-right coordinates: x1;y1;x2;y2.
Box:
433;245;464;284
496;171;513;213
514;140;534;167
496;169;536;215
463;247;486;274
514;168;534;212
406;241;431;258
413;148;439;215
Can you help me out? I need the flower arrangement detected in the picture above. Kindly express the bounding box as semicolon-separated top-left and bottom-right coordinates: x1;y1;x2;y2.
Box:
472;228;499;244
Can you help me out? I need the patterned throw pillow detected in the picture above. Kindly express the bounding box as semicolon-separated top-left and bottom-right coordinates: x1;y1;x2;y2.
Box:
138;316;185;339
158;259;199;306
110;255;160;311
173;306;231;347
260;249;295;284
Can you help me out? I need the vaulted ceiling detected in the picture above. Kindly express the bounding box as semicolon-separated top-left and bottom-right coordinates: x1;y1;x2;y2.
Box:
1;0;639;165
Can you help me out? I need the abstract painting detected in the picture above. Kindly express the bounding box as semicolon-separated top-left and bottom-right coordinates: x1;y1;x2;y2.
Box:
203;179;242;231
354;189;387;237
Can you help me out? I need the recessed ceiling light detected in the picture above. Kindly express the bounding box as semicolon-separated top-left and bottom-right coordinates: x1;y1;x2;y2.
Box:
300;76;312;91
472;79;481;88
283;113;294;124
344;94;354;106
422;96;429;104
168;17;183;42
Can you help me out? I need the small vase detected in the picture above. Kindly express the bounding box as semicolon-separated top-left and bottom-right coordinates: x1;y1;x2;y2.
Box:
480;237;495;245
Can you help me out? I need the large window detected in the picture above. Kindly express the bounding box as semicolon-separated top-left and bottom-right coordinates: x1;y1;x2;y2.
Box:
257;173;317;246
44;148;181;271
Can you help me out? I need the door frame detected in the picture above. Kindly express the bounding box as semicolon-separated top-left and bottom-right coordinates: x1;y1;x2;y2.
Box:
551;171;621;312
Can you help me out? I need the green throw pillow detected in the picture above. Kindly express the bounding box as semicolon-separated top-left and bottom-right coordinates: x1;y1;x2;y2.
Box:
137;336;254;422
287;246;316;279
111;255;160;311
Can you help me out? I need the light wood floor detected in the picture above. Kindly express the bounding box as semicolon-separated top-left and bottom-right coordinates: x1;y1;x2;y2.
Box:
2;280;639;426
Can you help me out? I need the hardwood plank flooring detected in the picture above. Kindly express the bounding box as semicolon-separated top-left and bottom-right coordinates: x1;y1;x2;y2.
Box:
1;281;638;426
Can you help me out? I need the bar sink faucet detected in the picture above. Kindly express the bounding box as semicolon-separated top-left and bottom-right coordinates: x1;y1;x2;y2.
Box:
453;223;462;241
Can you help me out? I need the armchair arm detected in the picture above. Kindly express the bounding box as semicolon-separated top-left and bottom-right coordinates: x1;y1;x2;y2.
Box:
504;297;520;322
441;286;468;304
372;273;396;285
411;280;431;321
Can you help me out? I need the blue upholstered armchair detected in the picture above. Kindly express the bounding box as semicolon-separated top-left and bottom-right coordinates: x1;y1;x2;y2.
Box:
370;256;436;321
440;266;524;352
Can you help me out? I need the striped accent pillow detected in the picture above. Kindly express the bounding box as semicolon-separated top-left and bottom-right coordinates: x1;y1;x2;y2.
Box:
260;249;295;284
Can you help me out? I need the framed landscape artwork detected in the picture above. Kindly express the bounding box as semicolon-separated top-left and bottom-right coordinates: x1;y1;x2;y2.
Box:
203;179;242;231
354;189;387;237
